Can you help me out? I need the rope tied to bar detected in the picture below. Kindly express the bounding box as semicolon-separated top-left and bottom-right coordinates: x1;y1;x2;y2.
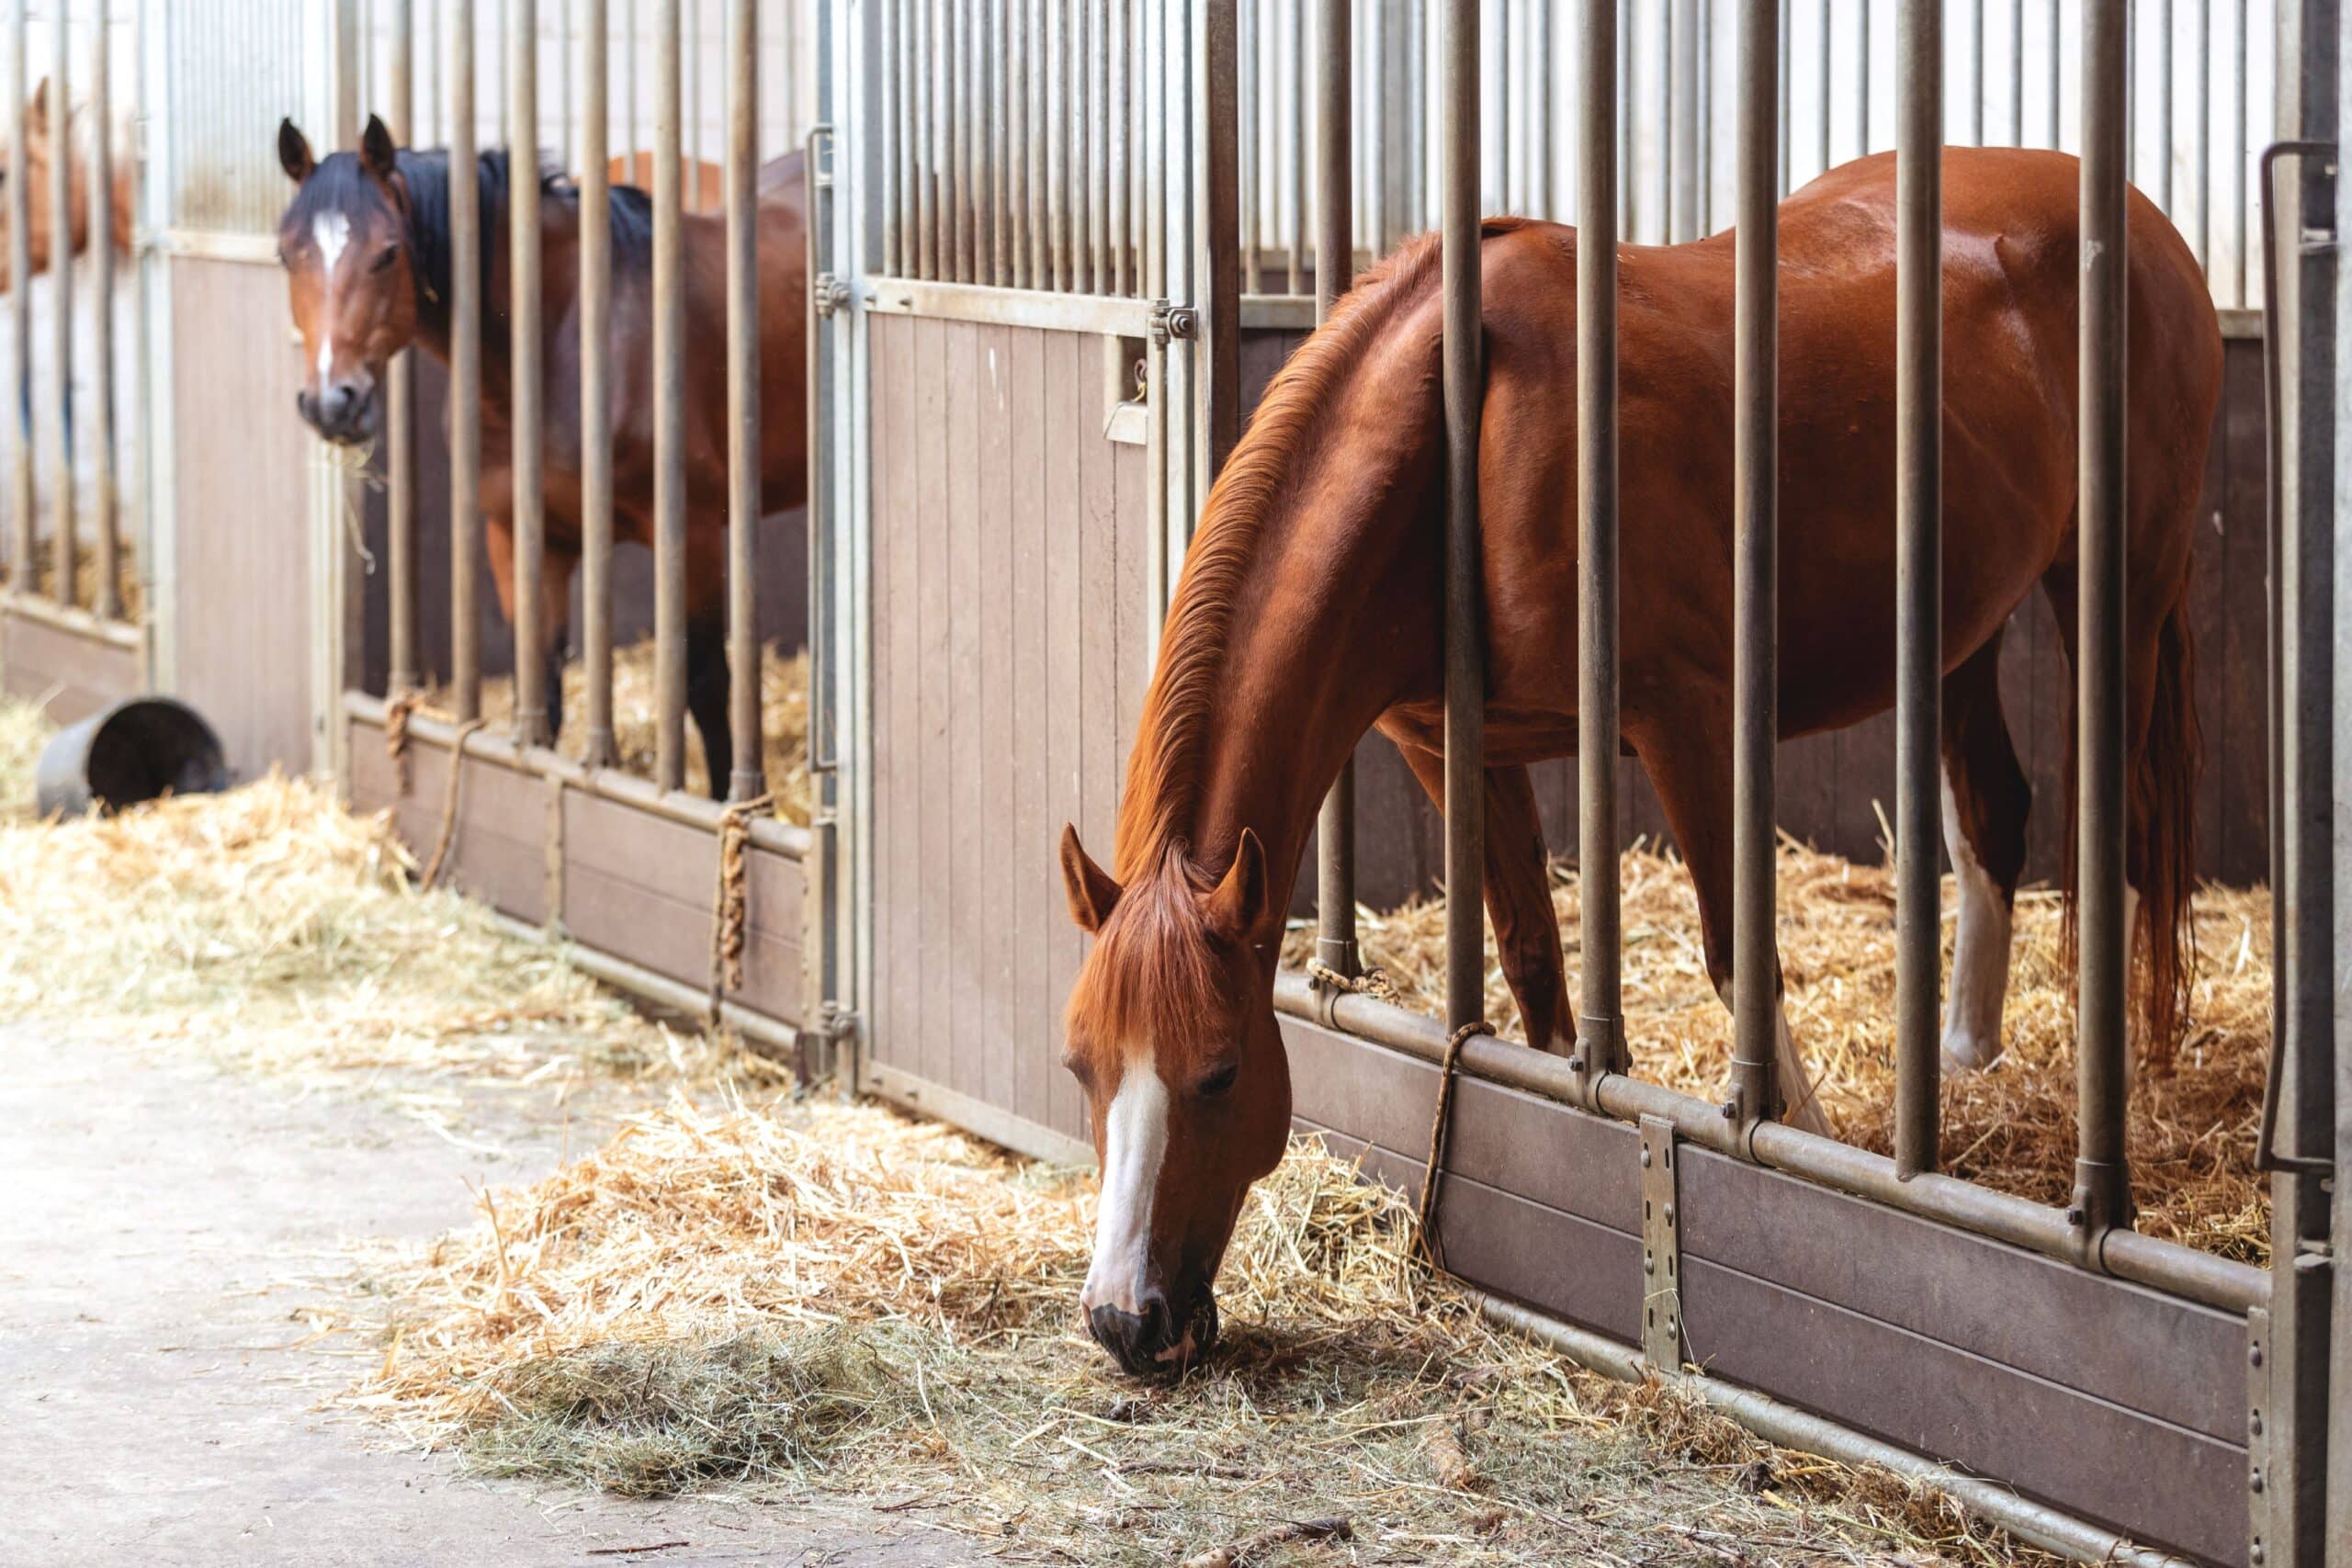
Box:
383;689;425;795
1304;958;1400;1004
708;794;775;1021
1413;1019;1495;1275
418;718;489;893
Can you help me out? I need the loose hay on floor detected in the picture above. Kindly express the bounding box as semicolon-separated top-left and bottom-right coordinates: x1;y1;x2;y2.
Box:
0;762;729;1089
342;1095;2058;1567
1281;839;2275;1262
438;638;813;823
0;693;51;813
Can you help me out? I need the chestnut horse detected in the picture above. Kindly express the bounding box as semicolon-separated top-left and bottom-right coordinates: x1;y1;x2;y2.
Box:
274;118;807;794
1057;147;2216;1375
0;79;134;292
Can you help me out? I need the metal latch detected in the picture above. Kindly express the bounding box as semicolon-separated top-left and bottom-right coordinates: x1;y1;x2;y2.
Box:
1640;1114;1683;1372
1148;299;1198;346
813;274;851;317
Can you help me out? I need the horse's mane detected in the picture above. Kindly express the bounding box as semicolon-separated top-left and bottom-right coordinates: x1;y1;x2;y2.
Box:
1108;226;1462;886
286;146;655;343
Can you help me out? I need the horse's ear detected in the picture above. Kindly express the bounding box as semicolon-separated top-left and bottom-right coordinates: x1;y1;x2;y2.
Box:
1060;824;1122;934
359;114;398;182
1203;828;1269;942
277;118;316;186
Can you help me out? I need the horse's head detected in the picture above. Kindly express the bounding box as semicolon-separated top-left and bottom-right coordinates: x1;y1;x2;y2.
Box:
0;80;67;291
275;115;419;445
1058;824;1290;1378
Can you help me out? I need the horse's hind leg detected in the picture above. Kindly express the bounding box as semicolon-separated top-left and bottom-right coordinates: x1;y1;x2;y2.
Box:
1939;634;2031;1070
1626;703;1829;1134
1394;743;1572;1054
684;612;734;799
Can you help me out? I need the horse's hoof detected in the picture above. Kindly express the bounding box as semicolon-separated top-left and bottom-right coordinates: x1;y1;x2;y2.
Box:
1940;1032;2005;1073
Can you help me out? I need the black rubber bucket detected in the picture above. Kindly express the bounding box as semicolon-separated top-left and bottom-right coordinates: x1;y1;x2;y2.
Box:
33;697;230;818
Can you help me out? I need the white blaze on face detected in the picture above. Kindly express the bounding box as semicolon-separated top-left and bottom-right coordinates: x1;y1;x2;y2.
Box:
311;210;351;384
1939;767;2016;1072
1081;1050;1170;1317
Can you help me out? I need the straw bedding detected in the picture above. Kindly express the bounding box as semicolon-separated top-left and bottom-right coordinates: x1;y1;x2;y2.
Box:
341;1094;2059;1566
1281;838;2275;1263
442;638;813;823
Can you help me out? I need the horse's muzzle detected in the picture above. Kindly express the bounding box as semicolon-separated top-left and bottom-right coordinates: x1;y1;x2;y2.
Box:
1086;1286;1217;1378
297;378;379;446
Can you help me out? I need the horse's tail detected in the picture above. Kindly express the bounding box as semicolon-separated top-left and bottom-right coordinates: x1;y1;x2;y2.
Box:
2059;579;2201;1071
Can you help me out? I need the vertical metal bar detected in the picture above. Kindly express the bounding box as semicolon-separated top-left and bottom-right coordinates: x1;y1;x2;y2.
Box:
1671;0;1699;239
581;0;614;765
46;0;71;607
1617;0;1631;236
901;0;921;277
653;0;686;787
1816;0;1830;178
1577;0;1622;1089
1775;0;1790;196
625;0;638;169
510;0;548;746
1442;0;1483;1035
1011;0;1030;288
1091;0;1108;292
1313;0;1356;982
88;0;116;619
916;0;934;279
880;0;899;275
1365;0;1386;253
993;0;1009;285
450;0;482;720
2010;0;2024;145
1046;0;1063;289
1529;0;1548;218
2193;0;2208;267
1201;0;1238;477
1969;0;1983;143
1729;0;1780;1129
1894;0;1941;1179
6;0;28;595
1288;0;1304;296
2233;0;2245;305
1070;0;1088;293
387;0;418;687
1239;0;1257;293
949;0;969;283
1110;0;1127;293
2155;0;2172;211
723;0;758;798
2071;0;2132;1236
687;0;703;209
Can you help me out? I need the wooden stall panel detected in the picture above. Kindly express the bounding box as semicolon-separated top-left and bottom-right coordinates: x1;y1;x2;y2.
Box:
865;315;1151;1156
0;614;141;725
345;721;549;924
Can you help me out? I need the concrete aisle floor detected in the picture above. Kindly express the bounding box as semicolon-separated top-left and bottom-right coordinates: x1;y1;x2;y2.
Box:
0;1026;976;1568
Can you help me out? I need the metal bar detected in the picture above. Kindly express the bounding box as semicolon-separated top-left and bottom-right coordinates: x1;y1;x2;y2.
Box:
88;0;116;619
1200;0;1238;477
45;0;71;607
1815;0;1830;178
1110;0;1127;294
2010;0;2024;146
387;0;418;688
1238;0;1256;293
1046;0;1063;289
1576;0;1621;1089
2193;0;2209;269
1671;0;1699;239
1287;0;1303;296
992;0;1008;285
882;0;900;276
2155;0;2172;211
1312;0;1357;983
948;0;968;283
2233;0;2246;305
450;0;483;720
1970;0;1984;143
805;118;835;776
1442;0;1482;1035
1729;0;1779;1130
916;0;934;279
6;0;28;595
652;0;686;788
580;0;614;765
510;0;548;747
2071;0;2132;1236
723;0;759;798
1090;0;1108;293
1894;0;1941;1179
1020;0;1039;288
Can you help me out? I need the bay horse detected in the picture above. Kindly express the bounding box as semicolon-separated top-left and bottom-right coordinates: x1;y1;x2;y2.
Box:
0;79;134;293
273;117;807;794
1057;147;2215;1375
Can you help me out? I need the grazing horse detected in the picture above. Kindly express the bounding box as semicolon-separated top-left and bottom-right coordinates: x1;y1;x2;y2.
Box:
1056;147;2216;1376
0;79;134;292
273;117;808;794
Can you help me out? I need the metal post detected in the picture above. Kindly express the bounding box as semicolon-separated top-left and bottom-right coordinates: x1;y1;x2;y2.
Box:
1312;0;1357;982
1729;0;1778;1130
1288;0;1304;297
387;0;418;690
1576;0;1621;1089
2071;0;2132;1237
510;0;548;747
5;0;26;597
1442;0;1483;1035
1238;0;1257;294
1894;0;1941;1179
581;0;614;765
45;0;71;607
1670;0;1698;240
652;0;686;789
723;0;760;799
1199;0;1238;477
451;0;482;720
88;0;115;619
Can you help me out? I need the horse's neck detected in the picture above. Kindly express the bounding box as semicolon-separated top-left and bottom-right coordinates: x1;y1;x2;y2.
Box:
407;190;581;427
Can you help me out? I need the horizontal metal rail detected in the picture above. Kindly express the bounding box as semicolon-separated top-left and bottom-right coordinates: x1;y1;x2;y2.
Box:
1270;972;2266;1316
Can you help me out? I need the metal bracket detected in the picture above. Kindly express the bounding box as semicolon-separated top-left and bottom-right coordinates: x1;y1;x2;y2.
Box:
1640;1115;1683;1372
1570;1012;1621;1104
2245;1306;2272;1566
812;274;851;318
1148;299;1198;346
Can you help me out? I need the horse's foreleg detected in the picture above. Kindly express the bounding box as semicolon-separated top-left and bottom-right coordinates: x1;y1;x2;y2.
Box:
684;613;733;799
1939;635;2030;1071
1395;744;1571;1054
1628;705;1829;1134
540;550;580;744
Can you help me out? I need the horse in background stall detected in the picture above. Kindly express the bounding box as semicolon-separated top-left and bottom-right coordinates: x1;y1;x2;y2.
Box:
0;79;134;292
1053;147;2217;1376
272;118;808;795
606;151;728;212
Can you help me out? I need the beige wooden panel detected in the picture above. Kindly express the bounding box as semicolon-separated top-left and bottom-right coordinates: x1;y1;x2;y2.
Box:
168;256;316;782
0;612;141;724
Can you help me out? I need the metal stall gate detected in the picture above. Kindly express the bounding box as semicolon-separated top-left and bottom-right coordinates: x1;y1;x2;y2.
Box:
825;3;2339;1562
0;1;148;728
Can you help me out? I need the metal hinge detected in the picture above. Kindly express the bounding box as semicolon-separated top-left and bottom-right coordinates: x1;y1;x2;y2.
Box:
2246;1306;2272;1566
1148;299;1198;346
1640;1115;1684;1372
813;274;851;317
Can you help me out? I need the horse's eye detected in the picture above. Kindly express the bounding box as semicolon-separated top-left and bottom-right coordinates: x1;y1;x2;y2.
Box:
1059;1052;1092;1090
369;243;400;275
1196;1062;1239;1100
